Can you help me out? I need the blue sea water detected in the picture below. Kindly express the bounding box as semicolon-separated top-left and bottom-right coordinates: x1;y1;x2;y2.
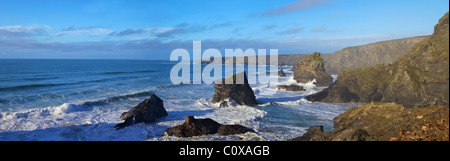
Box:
0;59;361;141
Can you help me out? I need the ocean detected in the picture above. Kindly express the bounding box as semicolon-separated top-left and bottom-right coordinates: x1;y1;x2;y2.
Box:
0;59;361;141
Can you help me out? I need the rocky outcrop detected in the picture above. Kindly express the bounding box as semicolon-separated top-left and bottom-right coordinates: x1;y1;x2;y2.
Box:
211;71;258;106
166;116;255;137
289;103;449;141
219;101;229;108
165;116;222;137
288;125;332;141
277;85;304;91
115;94;168;129
325;36;430;75
278;54;331;66
278;69;286;77
308;12;449;108
218;125;255;135
293;52;333;87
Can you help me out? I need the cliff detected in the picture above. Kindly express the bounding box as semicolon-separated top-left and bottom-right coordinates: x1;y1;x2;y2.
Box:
307;12;449;108
199;36;427;75
325;36;430;74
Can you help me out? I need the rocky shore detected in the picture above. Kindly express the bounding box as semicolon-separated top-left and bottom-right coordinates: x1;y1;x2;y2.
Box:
289;103;449;141
113;12;449;141
291;12;449;141
307;12;449;108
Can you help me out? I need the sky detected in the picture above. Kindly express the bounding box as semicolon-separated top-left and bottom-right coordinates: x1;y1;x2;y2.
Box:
0;0;448;60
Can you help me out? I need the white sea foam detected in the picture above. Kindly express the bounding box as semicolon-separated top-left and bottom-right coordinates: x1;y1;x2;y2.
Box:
273;98;310;106
0;92;269;141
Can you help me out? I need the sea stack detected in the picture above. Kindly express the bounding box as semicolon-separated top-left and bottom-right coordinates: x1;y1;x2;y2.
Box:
293;52;333;87
211;71;258;106
115;94;168;129
278;69;286;77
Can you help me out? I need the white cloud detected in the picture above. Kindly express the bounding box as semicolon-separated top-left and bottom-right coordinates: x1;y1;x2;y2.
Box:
57;27;113;36
262;0;327;17
0;25;51;32
0;25;52;37
144;27;174;33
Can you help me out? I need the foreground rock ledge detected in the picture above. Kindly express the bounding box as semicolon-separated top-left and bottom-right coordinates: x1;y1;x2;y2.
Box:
289;103;449;141
115;94;168;129
166;116;255;137
211;71;258;106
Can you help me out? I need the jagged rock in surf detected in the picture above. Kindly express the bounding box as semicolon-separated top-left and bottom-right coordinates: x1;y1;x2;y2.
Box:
218;125;255;135
166;116;256;137
211;71;258;106
277;85;305;91
115;94;168;129
165;116;222;137
278;69;286;77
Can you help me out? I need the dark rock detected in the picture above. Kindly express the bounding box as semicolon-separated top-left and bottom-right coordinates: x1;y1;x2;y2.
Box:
306;82;359;103
293;52;333;87
278;69;286;77
218;125;255;135
166;116;256;137
277;85;305;91
219;101;228;108
307;12;449;108
115;94;168;129
211;71;258;106
166;116;222;137
351;129;370;141
288;125;331;141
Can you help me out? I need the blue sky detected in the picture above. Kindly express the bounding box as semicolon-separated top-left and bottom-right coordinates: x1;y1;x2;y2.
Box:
0;0;448;60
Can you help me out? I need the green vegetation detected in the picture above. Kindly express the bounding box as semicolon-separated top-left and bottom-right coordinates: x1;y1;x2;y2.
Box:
298;52;324;67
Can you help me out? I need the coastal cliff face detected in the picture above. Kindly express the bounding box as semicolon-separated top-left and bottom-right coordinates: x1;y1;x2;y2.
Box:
324;36;429;75
289;103;449;141
199;36;426;75
293;52;333;87
308;12;449;108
